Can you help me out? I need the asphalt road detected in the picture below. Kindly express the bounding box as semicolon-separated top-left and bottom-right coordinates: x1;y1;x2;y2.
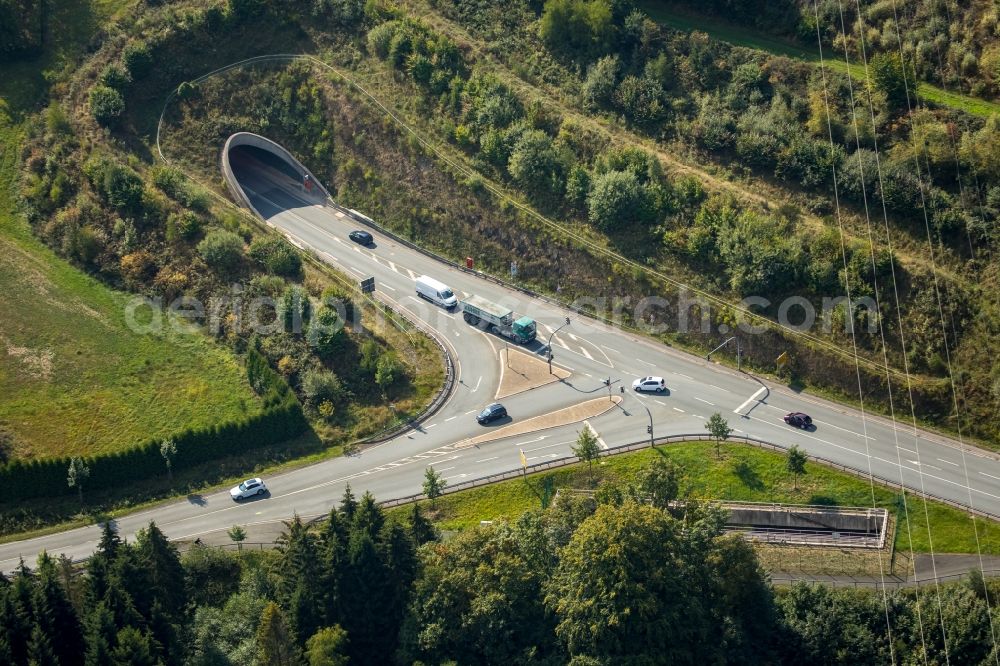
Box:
3;151;998;570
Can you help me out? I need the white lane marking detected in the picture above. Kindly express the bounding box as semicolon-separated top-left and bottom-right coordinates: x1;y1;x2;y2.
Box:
406;268;417;279
709;384;725;391
476;456;499;463
425;423;438;429
568;332;580;341
513;437;546;447
673;407;685;413
694;414;706;420
982;472;1000;481
603;346;620;354
925;464;942;471
525;441;566;453
388;260;397;272
445;416;457;422
539;322;554;334
937;458;960;467
322;251;339;262
553;337;570;349
433;466;455;472
454;330;460;337
465;409;477;415
654;400;666;406
580;346;593;360
381;283;396;292
583;420;607;450
471;376;482;393
733;387;767;414
695;397;715;406
559;364;576;372
344;265;365;277
353;246;361;253
636;357;655;366
674;373;693;380
897;446;917;455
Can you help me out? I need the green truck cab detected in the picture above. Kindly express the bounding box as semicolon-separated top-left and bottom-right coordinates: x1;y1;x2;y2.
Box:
460;295;537;344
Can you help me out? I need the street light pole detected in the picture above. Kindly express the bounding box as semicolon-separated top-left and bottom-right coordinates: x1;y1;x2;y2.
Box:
547;317;570;374
707;336;743;372
644;403;653;446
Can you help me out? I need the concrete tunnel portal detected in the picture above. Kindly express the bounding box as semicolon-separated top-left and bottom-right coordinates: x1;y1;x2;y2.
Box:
222;132;331;223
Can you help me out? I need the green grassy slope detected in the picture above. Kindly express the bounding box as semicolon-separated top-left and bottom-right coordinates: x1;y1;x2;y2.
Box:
0;0;262;461
638;1;1000;118
409;441;1000;555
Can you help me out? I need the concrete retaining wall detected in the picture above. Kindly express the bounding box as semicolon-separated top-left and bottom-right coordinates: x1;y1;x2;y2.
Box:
725;506;886;534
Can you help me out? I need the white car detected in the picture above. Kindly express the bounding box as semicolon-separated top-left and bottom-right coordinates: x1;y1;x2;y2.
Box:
632;376;666;393
230;477;267;501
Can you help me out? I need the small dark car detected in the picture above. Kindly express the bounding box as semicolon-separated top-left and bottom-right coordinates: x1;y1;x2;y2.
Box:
349;230;373;245
477;403;508;425
783;412;813;429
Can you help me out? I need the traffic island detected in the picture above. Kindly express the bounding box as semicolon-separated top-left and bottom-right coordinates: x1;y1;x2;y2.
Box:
458;395;622;448
495;347;571;399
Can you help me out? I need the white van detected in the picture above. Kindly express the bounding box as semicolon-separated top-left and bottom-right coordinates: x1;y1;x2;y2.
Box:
415;275;458;309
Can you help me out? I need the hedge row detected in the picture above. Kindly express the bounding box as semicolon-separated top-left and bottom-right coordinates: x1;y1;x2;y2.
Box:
0;350;308;502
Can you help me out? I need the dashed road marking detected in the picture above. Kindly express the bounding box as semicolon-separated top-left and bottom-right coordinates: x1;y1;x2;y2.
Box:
673;407;685;413
937;458;959;467
695;397;715;406
580;346;593;360
476;456;499;463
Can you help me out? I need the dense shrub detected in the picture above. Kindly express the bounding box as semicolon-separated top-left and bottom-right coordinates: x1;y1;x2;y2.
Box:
249;236;302;276
88;85;125;125
197;229;245;273
587;169;644;231
507;129;564;197
99;63;131;92
122;40;153;79
300;368;346;407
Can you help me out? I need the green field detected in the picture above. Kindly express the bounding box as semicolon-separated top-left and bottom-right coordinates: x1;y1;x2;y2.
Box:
0;0;263;461
638;1;1000;118
412;441;1000;555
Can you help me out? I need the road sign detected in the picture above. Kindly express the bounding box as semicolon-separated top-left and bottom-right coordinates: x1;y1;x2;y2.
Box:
776;351;790;368
360;276;375;294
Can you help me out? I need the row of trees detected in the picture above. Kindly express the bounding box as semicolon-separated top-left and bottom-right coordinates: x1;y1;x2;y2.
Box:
5;460;996;664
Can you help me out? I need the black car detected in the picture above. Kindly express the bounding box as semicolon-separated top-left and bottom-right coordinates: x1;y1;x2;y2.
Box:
349;230;373;245
477;403;508;425
783;412;813;429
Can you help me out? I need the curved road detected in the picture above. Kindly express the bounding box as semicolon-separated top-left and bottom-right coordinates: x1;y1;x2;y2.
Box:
2;150;998;569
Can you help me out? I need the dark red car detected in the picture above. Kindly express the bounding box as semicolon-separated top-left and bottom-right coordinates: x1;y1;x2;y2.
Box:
783;412;813;429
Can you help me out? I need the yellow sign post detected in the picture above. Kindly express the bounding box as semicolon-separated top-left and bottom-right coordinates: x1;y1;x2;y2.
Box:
776;351;789;369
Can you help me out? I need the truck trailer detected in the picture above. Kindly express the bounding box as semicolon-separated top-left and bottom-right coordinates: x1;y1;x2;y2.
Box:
460;295;537;344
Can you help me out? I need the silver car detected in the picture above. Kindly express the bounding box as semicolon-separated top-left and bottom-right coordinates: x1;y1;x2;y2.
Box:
632;376;666;393
230;477;267;501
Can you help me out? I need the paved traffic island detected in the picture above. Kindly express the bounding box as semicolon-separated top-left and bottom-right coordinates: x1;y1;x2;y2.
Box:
458;395;622;448
495;347;571;399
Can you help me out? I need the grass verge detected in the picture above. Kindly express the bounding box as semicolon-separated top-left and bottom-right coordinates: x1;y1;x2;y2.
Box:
403;441;1000;556
0;119;263;459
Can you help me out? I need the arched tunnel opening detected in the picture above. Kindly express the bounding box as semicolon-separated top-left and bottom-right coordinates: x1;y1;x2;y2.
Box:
222;132;329;224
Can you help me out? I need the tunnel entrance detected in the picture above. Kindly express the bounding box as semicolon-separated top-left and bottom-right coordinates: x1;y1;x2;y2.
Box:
221;132;330;223
230;144;301;183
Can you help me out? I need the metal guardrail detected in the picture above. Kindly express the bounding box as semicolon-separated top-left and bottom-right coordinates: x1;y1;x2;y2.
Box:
771;569;1000;589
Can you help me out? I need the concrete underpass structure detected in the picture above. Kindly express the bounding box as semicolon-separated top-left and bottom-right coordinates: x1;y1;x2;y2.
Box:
222;132;331;218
